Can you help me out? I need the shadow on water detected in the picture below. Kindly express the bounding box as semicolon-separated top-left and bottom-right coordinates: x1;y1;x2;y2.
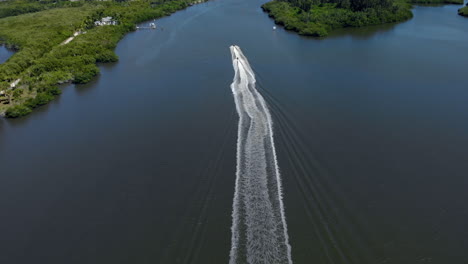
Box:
73;77;99;95
326;22;399;39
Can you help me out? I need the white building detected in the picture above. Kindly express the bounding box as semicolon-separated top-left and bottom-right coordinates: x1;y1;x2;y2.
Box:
94;17;117;26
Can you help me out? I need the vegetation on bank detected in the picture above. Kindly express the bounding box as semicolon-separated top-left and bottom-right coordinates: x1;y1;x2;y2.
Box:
262;0;466;37
0;0;194;118
262;0;413;37
459;4;468;16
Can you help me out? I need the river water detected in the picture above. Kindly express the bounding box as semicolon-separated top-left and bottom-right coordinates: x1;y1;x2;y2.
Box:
1;0;468;263
0;45;15;64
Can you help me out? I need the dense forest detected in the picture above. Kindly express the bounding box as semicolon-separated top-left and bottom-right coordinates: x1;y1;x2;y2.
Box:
0;0;196;118
262;0;464;37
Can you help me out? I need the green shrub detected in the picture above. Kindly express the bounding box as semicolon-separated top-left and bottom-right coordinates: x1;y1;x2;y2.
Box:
73;64;100;84
96;50;119;63
47;86;61;96
459;5;468;17
299;24;329;36
24;92;54;108
5;104;31;118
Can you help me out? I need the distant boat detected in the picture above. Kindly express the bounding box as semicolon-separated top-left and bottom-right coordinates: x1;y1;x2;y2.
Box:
150;23;156;29
273;26;276;30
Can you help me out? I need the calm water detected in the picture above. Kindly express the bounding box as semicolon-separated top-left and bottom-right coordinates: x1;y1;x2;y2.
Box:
1;0;468;263
0;45;15;64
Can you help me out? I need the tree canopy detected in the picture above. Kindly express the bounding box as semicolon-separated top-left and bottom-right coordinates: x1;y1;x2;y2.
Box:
0;0;193;118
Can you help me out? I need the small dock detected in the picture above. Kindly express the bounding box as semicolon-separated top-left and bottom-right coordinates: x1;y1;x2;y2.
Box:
136;22;157;30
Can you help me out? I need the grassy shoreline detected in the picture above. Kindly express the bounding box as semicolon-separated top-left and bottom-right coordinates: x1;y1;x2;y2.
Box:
0;0;202;118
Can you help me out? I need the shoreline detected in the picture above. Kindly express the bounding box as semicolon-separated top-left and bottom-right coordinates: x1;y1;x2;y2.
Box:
459;4;468;16
0;0;208;118
261;0;464;37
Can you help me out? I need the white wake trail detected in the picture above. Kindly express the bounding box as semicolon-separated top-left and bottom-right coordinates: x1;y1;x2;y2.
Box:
228;45;292;264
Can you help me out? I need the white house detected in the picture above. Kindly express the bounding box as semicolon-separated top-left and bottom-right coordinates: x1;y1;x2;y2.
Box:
94;17;117;26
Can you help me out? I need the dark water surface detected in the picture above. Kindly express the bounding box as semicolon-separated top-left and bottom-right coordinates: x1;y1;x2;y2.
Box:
1;0;468;263
0;45;15;64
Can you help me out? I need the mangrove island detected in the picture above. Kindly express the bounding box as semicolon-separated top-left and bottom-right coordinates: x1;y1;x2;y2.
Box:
262;0;464;37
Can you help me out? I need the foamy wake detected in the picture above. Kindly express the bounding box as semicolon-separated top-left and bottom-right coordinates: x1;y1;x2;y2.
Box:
228;45;292;264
